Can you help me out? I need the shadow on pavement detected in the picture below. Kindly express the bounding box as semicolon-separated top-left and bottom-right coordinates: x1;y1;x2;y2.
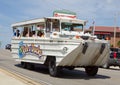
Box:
15;64;110;80
102;67;120;71
59;69;110;80
15;64;49;74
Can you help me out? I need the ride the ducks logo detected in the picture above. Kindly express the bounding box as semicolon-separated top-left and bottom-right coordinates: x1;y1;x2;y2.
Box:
18;41;42;58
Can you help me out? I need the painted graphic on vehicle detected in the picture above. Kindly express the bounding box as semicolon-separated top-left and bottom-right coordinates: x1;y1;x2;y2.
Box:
18;41;42;58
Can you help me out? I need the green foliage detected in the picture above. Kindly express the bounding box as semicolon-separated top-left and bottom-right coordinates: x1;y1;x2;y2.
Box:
110;44;113;47
117;41;120;47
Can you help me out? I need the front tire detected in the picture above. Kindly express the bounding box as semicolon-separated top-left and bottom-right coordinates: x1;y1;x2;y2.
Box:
85;66;98;76
48;57;60;77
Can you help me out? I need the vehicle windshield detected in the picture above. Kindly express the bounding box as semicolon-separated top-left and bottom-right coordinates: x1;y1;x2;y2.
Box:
61;22;83;31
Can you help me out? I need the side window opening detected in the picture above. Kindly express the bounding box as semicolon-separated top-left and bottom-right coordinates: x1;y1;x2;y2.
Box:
52;19;60;32
36;24;45;37
46;19;51;33
13;27;22;37
45;19;60;37
46;19;60;32
22;27;30;37
13;23;45;38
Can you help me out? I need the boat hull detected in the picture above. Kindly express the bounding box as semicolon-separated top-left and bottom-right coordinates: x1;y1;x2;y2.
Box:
11;37;110;67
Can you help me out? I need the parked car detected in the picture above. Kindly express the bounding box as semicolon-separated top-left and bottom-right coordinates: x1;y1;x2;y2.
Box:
103;48;120;69
5;44;11;51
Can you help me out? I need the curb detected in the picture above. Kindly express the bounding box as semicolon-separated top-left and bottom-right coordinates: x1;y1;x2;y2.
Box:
0;68;42;85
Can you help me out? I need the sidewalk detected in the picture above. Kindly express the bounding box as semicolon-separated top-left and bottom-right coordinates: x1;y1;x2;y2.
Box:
0;69;27;85
0;68;41;85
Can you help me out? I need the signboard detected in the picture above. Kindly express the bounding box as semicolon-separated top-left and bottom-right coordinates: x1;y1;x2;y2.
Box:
54;13;76;19
53;10;77;19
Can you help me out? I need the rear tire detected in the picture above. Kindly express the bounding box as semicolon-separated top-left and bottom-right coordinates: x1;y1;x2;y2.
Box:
85;66;98;76
26;63;35;70
119;66;120;68
21;62;27;68
21;62;34;70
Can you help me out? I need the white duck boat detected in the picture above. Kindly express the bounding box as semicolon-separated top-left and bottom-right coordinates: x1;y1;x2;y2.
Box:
11;10;110;77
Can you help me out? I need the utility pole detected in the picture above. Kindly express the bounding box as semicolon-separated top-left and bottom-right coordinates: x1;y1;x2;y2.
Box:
92;18;95;36
113;12;120;47
113;14;117;48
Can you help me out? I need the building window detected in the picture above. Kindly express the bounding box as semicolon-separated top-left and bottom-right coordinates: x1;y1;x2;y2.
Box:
95;34;111;40
116;33;120;37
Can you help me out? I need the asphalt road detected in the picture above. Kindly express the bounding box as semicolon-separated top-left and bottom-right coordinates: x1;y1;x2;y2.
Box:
0;49;120;85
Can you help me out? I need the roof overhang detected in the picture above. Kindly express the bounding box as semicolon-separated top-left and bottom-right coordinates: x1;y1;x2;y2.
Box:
11;18;45;28
11;17;87;28
46;17;87;25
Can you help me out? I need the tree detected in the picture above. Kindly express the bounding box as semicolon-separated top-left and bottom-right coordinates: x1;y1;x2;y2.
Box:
117;41;120;48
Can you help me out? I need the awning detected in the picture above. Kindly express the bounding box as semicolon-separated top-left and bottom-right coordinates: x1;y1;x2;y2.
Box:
95;32;111;34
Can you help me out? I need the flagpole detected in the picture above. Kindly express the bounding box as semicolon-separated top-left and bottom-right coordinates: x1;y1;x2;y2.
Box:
92;19;95;36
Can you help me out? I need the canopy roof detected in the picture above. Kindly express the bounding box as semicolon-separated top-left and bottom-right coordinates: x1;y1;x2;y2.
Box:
11;17;87;28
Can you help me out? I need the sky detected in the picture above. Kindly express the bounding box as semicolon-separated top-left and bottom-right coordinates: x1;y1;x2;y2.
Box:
0;0;120;48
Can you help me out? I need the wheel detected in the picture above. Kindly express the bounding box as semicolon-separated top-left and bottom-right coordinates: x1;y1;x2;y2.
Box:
85;66;98;76
21;62;34;70
103;63;109;69
119;66;120;68
26;63;35;70
48;57;60;77
21;62;27;68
